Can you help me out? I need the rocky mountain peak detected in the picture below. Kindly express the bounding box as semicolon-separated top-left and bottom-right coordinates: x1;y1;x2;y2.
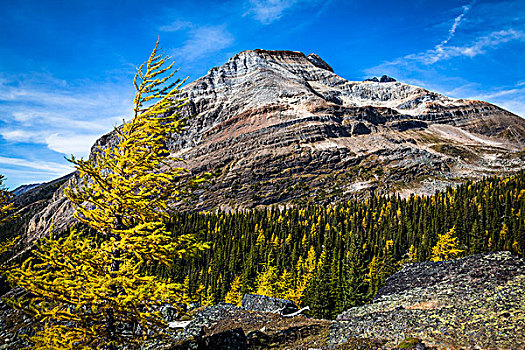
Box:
200;49;337;87
8;48;525;255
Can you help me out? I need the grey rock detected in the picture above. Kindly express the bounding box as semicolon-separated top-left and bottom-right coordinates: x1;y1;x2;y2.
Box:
331;252;525;349
306;53;334;72
201;328;247;349
160;304;179;322
169;328;249;350
351;122;371;135
241;294;298;315
389;120;427;132
380;75;396;82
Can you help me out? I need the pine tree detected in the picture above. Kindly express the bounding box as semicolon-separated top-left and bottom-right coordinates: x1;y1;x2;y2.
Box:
307;249;333;319
5;40;208;350
336;234;367;314
469;220;483;254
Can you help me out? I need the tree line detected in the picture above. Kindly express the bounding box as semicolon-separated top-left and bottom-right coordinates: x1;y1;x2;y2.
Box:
162;171;525;319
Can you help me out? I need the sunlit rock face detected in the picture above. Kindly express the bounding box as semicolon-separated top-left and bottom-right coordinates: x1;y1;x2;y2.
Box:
169;49;525;209
16;49;525;252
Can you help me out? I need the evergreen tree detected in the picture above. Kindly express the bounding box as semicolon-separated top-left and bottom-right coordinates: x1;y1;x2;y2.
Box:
306;249;333;319
4;40;208;350
469;220;483;254
335;234;367;315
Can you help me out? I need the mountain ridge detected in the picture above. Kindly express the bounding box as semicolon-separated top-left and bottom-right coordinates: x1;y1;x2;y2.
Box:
5;49;525;259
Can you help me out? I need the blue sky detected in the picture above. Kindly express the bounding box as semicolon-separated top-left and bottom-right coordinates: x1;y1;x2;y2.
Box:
1;0;524;189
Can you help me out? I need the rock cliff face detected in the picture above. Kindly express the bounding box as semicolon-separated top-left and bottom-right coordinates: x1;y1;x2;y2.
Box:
13;49;525;253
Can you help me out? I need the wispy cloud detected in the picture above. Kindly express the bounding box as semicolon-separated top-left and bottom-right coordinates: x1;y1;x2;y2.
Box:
361;2;525;119
0;73;132;158
0;156;73;175
246;0;298;24
465;85;525;117
470;87;525;101
159;20;193;32
245;0;320;24
419;29;525;64
366;28;525;77
174;25;234;61
367;0;524;72
434;2;473;52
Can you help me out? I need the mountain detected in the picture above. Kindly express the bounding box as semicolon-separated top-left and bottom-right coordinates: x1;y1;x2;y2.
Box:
11;184;42;197
0;174;73;262
7;49;525;258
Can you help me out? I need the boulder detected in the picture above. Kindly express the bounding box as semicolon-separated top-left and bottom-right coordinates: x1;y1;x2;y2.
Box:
331;252;525;349
241;294;298;315
201;328;247;349
171;328;248;350
160;304;178;322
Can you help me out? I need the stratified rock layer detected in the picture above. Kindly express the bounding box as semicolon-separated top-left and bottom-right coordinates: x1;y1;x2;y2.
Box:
13;49;525;254
331;251;525;349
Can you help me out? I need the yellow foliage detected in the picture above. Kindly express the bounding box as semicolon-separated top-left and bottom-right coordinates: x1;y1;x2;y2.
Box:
408;244;418;262
255;264;279;297
430;226;464;262
224;276;243;306
6;228;183;349
5;39;208;350
0;174;15;225
287;246;316;306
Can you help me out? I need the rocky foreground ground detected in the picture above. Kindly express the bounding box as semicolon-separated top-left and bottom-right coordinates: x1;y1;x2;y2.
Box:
1;251;524;349
332;251;525;349
151;251;525;349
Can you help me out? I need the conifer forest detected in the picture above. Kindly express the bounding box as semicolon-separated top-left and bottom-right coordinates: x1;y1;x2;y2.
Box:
152;171;525;319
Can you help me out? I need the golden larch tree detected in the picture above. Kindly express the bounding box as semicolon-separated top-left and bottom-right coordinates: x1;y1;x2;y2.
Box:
0;175;18;254
224;276;243;306
5;39;208;350
0;175;15;225
431;226;464;261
